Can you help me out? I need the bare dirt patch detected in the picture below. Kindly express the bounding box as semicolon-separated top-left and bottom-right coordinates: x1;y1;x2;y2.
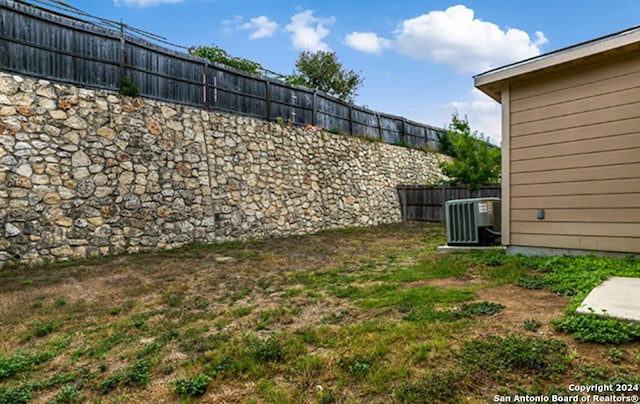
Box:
475;284;570;336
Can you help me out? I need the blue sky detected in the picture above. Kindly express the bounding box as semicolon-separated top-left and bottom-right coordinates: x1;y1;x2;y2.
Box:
52;1;640;145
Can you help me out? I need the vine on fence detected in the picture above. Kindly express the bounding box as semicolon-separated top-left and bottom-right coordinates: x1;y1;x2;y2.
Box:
188;45;263;75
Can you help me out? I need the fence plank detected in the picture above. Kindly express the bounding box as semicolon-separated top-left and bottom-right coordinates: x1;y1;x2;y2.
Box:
351;106;380;139
316;93;350;133
379;116;403;144
126;41;204;107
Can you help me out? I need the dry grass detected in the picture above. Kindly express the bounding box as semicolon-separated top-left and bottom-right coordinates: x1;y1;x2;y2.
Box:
0;222;638;403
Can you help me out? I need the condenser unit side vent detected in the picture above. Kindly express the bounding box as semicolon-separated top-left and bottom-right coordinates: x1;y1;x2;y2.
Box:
445;198;501;246
447;201;476;244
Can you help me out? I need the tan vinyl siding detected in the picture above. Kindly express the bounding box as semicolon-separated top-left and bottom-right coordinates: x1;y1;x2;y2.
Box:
511;222;639;238
511;178;640;198
511;117;640;149
508;52;640;254
510;234;637;253
509;53;640;103
511;208;640;223
511;149;639;173
511;162;640;185
510;69;640;114
511;132;640;161
512;102;640;137
511;194;640;209
511;84;640;126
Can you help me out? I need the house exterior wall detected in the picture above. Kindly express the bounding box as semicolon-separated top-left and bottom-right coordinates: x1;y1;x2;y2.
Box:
507;51;640;254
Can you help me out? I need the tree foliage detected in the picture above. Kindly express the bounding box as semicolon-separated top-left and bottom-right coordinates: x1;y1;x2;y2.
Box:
438;114;501;190
284;51;364;102
189;45;263;75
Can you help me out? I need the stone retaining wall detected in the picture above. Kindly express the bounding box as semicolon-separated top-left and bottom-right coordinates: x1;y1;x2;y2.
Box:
0;72;447;265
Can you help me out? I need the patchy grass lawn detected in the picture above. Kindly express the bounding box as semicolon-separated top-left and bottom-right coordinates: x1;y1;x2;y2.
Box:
1;222;639;403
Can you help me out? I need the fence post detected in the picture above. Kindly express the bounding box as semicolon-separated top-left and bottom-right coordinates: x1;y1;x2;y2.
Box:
441;184;447;226
118;22;126;87
400;186;407;222
265;80;271;121
213;75;217;107
291;92;297;125
312;90;317;126
376;114;383;140
348;104;353;135
203;60;209;110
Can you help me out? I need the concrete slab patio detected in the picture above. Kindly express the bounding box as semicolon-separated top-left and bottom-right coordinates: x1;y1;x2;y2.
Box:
576;277;640;322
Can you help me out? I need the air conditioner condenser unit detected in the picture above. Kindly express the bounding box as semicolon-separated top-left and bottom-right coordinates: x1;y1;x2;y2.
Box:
445;198;501;246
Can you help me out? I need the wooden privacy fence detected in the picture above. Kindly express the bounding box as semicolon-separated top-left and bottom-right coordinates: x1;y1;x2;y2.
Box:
397;184;502;222
0;0;444;150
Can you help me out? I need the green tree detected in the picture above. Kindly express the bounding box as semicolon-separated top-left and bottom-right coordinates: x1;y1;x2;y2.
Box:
284;51;364;102
437;128;457;157
438;114;501;190
189;45;263;75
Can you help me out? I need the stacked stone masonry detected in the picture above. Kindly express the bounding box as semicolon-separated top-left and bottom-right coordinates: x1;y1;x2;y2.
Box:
0;72;447;265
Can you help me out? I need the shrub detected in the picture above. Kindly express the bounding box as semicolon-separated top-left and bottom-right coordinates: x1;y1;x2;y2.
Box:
189;45;263;75
120;76;140;98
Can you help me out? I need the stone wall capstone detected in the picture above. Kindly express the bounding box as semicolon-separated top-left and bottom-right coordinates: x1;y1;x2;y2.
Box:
0;72;447;265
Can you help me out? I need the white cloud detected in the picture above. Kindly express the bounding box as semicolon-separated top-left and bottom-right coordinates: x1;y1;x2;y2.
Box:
114;0;183;7
285;10;335;52
393;5;547;73
446;88;502;145
222;15;243;26
241;16;278;39
344;32;392;55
